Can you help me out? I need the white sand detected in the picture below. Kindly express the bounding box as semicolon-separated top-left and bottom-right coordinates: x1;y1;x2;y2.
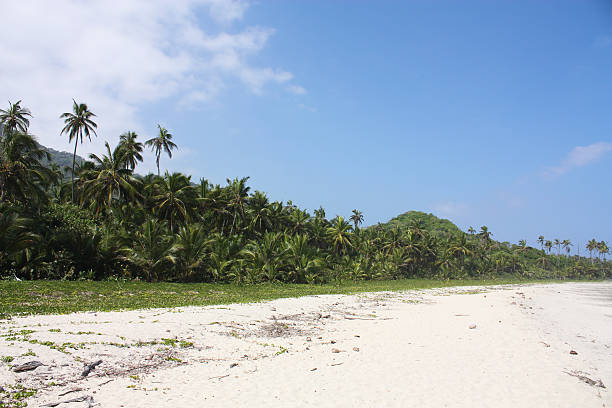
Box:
1;282;610;407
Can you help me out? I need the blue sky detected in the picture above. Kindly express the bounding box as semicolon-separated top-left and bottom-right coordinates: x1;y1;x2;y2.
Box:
2;0;611;251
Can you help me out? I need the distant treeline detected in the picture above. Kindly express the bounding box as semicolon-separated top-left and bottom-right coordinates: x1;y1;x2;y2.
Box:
1;100;610;282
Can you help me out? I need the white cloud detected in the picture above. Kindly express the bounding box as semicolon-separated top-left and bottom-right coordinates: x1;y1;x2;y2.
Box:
432;201;468;218
0;0;302;156
287;85;307;95
298;103;317;113
543;142;612;178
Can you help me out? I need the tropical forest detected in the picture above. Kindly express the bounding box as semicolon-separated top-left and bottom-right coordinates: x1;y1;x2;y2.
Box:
1;100;611;284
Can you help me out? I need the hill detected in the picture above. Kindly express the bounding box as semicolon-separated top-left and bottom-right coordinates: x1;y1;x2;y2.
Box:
379;211;464;236
40;144;86;172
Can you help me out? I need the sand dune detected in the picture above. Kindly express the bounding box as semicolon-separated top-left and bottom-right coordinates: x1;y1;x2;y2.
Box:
0;283;610;407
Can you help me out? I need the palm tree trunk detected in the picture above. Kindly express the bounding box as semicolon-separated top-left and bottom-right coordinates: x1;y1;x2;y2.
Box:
71;135;79;203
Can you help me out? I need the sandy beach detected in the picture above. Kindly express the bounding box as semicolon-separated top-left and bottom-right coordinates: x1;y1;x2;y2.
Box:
1;282;610;407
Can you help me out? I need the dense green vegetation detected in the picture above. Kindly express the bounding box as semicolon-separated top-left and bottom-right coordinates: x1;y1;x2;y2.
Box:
0;278;532;316
381;211;463;237
1;100;610;284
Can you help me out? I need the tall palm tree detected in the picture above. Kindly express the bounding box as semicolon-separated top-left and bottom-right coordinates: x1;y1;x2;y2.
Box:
544;240;553;255
597;241;609;261
145;125;177;176
82;142;141;213
0;131;53;203
350;209;364;230
537;235;545;251
553;238;561;267
60;100;98;203
150;172;197;233
0;100;32;135
562;239;572;255
118;131;143;170
586;239;598;263
479;226;492;252
225;177;251;234
327;216;353;254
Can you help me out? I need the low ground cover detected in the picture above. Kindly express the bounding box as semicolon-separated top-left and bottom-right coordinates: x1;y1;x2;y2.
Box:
0;278;552;316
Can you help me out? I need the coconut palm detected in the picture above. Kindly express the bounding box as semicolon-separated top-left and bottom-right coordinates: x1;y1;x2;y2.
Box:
586;239;598;263
479;226;492;251
350;209;364;230
0;205;39;267
122;218;175;281
597;241;609;261
150;172;197;233
562;239;572;255
544;240;553;254
118;131;143;170
538;235;545;251
0;131;53;203
327;216;353;254
145;125;176;176
60;100;98;203
0;100;32;135
247;190;272;234
225;177;251;234
82;142;141;213
241;232;285;282
172;224;211;281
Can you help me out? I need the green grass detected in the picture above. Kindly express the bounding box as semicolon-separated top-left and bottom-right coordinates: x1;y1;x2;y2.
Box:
0;278;550;316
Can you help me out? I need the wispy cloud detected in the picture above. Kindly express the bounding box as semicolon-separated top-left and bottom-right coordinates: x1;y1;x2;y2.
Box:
543;142;612;178
287;85;307;95
432;201;467;218
0;0;303;155
298;103;317;112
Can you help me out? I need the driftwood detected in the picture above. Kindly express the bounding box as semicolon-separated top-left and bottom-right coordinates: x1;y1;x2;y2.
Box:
42;395;93;407
564;370;606;388
208;374;230;380
81;360;103;378
12;361;43;372
58;387;83;397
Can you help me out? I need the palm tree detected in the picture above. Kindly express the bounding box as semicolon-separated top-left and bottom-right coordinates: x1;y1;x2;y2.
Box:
118;131;143;170
0;100;32;135
247;190;272;234
538;235;545;251
544;240;553;255
350;209;364;230
479;226;492;252
150;172;197;233
562;239;572;267
562;239;572;255
327;216;353;254
241;232;285;282
82;142;141;213
0;205;39;268
586;239;598;263
515;240;528;273
553;238;561;267
597;241;609;261
467;226;476;236
172;224;211;281
225;177;251;234
0;131;54;203
122;218;175;281
145;125;177;176
60;100;98;203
